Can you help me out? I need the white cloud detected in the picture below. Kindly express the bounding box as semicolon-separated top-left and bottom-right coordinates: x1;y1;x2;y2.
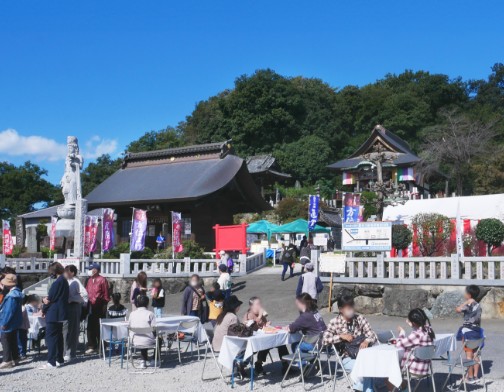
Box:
84;136;118;159
0;129;118;162
0;129;67;161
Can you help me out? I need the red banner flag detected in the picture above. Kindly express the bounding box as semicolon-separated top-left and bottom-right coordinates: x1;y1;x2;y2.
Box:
2;220;14;255
84;216;99;255
49;216;58;251
172;212;184;254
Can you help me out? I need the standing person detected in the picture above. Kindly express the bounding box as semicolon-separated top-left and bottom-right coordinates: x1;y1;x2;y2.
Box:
181;274;207;321
151;278;165;318
64;265;87;361
17;297;30;360
0;274;23;369
295;263;324;302
217;250;227;269
131;271;148;309
85;262;110;354
280;242;297;281
455;285;483;384
130;271;148;311
217;264;232;299
299;238;315;274
39;262;69;369
207;288;225;327
156;232;166;251
299;235;308;251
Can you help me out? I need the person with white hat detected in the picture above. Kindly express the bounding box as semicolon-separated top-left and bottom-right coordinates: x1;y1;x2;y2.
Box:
0;273;23;369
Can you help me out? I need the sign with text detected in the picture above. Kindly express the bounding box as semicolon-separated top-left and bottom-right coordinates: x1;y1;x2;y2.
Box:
319;253;346;273
342;222;392;251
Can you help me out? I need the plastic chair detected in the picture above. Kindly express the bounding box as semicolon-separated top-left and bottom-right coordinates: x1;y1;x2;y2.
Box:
281;334;324;391
441;338;487;392
375;330;395;345
200;328;226;384
175;319;200;363
126;326;160;374
402;345;436;392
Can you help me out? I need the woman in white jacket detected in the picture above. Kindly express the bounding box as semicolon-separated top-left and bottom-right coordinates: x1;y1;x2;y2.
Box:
128;294;155;368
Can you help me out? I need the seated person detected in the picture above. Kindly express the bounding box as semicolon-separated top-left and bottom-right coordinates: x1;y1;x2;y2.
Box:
207;288;225;327
285;293;326;354
107;293;128;319
212;295;242;352
24;294;41;315
128;295;156;368
243;297;289;374
390;308;435;391
323;295;376;392
455;284;483;384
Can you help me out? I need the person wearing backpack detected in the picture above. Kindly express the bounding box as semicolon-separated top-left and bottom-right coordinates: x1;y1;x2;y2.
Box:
295;263;324;302
280;242;298;281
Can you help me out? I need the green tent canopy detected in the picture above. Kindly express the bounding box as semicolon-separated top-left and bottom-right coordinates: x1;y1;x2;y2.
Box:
270;218;330;235
246;220;279;240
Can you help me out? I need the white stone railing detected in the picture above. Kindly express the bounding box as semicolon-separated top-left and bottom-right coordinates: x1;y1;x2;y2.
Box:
1;250;268;279
318;253;504;286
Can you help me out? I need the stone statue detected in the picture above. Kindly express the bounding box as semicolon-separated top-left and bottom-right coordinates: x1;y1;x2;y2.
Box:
57;137;83;220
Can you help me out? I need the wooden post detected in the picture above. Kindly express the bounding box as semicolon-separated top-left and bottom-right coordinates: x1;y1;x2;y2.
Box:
328;273;333;311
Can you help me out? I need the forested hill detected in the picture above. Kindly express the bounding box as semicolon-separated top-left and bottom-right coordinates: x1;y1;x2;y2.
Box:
2;65;503;223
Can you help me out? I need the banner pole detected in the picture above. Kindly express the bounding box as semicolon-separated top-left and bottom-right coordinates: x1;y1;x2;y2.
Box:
130;207;135;255
328;272;333;311
100;208;104;259
171;211;175;259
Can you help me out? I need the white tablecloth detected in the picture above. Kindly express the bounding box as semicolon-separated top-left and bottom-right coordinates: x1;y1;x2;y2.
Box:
351;333;457;388
218;330;300;370
100;315;203;342
28;315;46;340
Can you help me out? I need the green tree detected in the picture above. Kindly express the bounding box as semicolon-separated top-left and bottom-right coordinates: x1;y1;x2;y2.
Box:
81;154;122;196
275;198;308;222
360;191;378;221
411;213;453;256
126;126;185;153
392;224;413;252
0;161;59;223
475;218;504;256
274;135;333;183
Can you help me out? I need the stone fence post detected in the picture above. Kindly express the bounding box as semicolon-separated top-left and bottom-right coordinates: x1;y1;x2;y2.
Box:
0;254;5;269
120;253;131;276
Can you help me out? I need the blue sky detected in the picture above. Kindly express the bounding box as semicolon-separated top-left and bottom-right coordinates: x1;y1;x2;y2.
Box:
1;0;503;184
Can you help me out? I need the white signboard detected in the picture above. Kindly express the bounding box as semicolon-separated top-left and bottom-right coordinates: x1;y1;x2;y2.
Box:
60;258;80;269
313;235;328;247
342;222;392;251
319;253;346;274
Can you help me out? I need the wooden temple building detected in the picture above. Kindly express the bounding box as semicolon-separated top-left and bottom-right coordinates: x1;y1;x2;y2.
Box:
328;125;430;197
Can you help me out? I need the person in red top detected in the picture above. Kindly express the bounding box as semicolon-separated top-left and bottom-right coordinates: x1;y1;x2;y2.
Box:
84;263;110;354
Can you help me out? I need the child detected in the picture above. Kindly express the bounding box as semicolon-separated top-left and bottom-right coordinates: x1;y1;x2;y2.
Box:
17;296;31;359
107;293;128;319
207;289;225;327
24;294;41;315
455;285;483;384
128;295;155;368
217;264;232;300
389;308;436;391
151;278;165;318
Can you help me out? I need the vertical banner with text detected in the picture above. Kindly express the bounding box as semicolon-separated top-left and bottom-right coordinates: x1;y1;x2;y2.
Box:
84;216;99;255
172;212;184;254
2;220;13;255
49;216;58;251
343;193;363;222
308;195;320;231
130;209;148;252
102;208;115;252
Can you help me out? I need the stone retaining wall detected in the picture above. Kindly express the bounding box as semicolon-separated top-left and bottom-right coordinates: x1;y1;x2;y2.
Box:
319;283;504;319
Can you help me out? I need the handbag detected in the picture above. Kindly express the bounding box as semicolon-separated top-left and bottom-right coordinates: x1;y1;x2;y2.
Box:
227;323;254;338
337;335;367;359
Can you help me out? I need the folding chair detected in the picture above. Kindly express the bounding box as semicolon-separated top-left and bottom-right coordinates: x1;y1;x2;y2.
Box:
402;345;436;392
441;338;487;392
99;317;127;366
329;344;354;392
175;319;200;363
281;334;324;391
200;328;226;384
375;330;395;345
126;326;160;374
